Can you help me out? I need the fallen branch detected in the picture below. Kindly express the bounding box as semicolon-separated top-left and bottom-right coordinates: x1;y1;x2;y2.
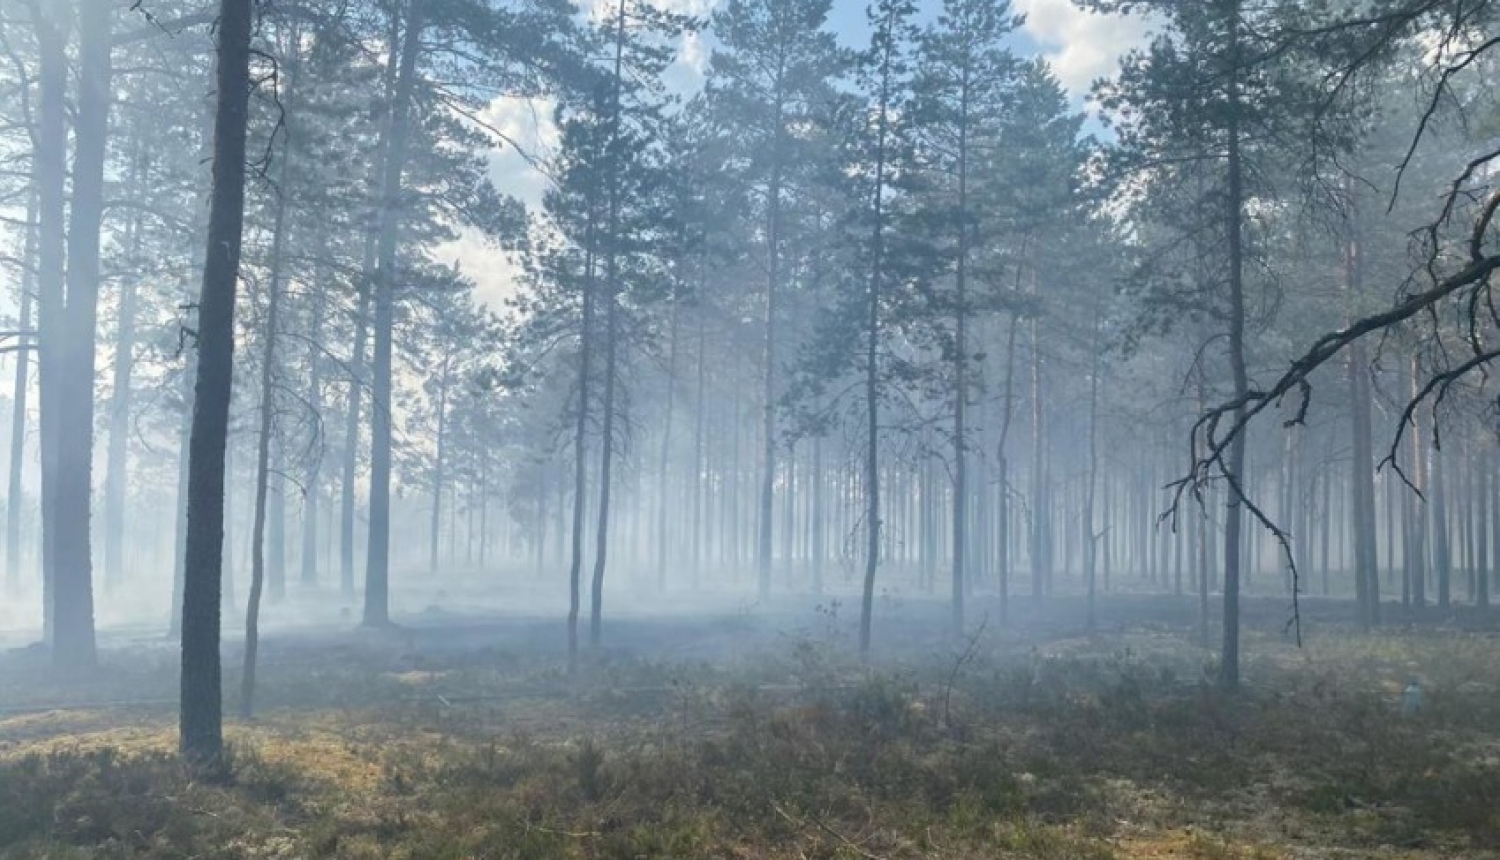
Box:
771;801;887;860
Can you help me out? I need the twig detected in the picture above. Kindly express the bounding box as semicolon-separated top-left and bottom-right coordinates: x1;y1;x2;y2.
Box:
771;801;887;860
942;614;988;730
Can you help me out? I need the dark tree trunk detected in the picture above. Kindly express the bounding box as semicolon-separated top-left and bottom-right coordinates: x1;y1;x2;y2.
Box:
1433;444;1452;609
180;0;255;768
1221;0;1248;689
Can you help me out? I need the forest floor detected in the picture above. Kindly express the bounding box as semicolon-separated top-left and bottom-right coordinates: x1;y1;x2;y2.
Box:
1;594;1499;859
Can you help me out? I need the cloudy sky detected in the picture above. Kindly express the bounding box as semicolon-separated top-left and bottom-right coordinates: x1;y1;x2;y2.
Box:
440;0;1148;309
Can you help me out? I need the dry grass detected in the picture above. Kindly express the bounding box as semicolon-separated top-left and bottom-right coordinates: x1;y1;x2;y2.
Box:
1;626;1499;858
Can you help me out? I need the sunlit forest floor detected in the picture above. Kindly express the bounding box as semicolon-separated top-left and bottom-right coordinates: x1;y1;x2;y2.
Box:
2;593;1499;859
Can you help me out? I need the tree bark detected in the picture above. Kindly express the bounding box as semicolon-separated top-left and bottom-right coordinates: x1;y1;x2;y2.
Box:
180;0;255;768
1220;0;1248;689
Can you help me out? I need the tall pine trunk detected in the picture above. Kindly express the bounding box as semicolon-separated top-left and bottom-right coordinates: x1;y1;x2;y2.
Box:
6;189;35;591
566;243;596;672
339;273;370;597
242;229;284;719
429;354;453;574
589;0;630;650
180;0;255;767
1221;0;1249;689
859;0;900;657
656;289;681;590
949;68;971;633
363;1;423;627
103;154;147;591
52;0;113;670
300;261;326;586
32;0;67;648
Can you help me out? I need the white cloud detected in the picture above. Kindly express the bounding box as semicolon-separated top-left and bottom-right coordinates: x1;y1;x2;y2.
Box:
479;95;559;209
1014;0;1150;95
436;228;524;311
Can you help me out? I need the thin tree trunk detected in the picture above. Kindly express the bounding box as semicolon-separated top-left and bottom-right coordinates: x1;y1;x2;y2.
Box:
950;68;971;632
1221;0;1248;689
6;190;36;591
1030;309;1047;600
757;110;785;605
566;241;596;673
692;308;705;587
1084;299;1102;633
1194;370;1212;645
997;310;1020;624
429;353;452;574
656;288;681;590
859;2;899;657
589;0;630;650
32;0;68;648
170;353;195;637
1433;443;1452;608
300;259;326;587
1484;445;1496;608
241;267;282;720
242;79;298;714
1349;298;1380;625
103;154;147;591
339;273;370;597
